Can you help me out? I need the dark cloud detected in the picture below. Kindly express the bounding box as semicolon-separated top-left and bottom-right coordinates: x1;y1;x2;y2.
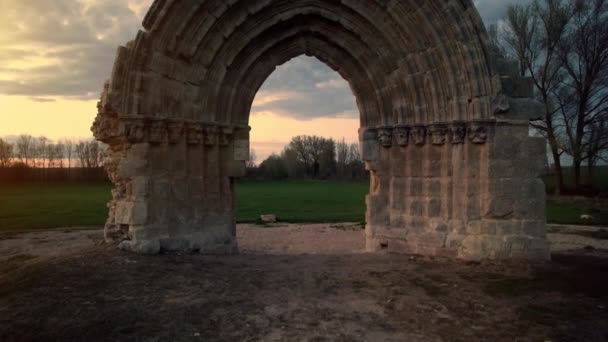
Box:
474;0;534;24
0;0;146;100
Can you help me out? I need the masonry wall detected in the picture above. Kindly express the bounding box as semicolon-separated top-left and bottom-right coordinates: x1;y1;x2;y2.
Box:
364;121;550;260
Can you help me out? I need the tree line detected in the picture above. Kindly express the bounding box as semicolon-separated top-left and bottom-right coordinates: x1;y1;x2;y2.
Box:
490;0;608;194
247;135;367;181
0;135;106;182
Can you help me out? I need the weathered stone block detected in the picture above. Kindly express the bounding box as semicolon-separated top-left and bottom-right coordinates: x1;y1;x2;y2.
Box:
496;220;522;236
428;198;441;217
522;220;546;237
115;201;148;225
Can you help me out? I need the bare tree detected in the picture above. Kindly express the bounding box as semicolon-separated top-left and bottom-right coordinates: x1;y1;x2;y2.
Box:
16;135;34;167
336;138;349;178
503;0;572;194
0;138;13;167
504;3;539;77
75;141;89;168
34;136;49;168
62;140;74;169
585;118;608;182
348;143;361;164
54;142;65;168
557;0;608;190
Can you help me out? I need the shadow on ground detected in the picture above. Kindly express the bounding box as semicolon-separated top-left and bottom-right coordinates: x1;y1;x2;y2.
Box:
1;245;607;342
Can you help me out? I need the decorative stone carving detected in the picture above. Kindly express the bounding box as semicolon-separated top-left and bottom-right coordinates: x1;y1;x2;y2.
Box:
468;121;494;144
377;126;393;148
449;121;467;145
219;127;234;146
187;124;204;145
411;125;427;146
429;123;449;145
167;122;183;144
394;126;410;147
125;120;146;143
148;121;167;144
204;126;219;146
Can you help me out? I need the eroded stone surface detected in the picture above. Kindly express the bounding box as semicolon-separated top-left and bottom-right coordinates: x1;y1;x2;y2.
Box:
92;0;549;260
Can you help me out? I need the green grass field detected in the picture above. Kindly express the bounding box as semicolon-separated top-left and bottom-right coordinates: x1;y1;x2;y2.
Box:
0;181;607;232
0;183;111;231
236;180;368;223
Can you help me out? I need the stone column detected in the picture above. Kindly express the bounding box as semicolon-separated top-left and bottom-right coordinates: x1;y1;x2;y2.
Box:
362;118;550;260
94;111;248;254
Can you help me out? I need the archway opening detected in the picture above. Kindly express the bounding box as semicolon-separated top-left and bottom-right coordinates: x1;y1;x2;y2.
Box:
236;56;369;253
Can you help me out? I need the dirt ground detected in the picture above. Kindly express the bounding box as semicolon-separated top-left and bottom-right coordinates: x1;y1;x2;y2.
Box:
1;223;608;341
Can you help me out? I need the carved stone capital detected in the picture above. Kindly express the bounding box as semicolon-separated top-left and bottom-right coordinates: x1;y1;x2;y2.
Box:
411;125;427;146
148;121;167;144
204;126;219;147
377;126;393;148
468;120;495;144
167;122;183;144
124;119;146;143
219;126;234;146
394;126;410;147
187;124;204;145
449;121;467;145
429;123;449;145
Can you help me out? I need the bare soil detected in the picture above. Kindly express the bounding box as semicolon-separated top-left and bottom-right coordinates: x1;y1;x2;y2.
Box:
1;224;608;341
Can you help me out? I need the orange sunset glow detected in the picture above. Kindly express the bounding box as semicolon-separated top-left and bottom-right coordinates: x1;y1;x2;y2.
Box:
0;0;360;161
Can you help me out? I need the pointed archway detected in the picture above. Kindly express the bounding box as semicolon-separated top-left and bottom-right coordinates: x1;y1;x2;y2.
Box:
92;0;549;260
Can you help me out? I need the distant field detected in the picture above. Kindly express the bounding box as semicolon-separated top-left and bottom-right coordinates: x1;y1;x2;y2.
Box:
0;181;607;232
0;183;111;232
236;180;368;223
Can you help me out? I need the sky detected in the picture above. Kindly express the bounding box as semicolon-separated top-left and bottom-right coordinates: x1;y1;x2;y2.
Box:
0;0;528;161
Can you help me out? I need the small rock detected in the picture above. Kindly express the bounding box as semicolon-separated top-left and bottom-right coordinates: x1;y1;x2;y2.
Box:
260;214;277;223
118;240;132;251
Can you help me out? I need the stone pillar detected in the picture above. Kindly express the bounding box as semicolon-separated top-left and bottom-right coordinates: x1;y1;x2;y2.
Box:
362;118;550;260
94;111;248;254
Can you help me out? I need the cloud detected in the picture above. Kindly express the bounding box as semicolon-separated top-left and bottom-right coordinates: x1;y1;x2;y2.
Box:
30;97;56;103
0;0;151;100
0;0;521;118
474;0;534;24
252;56;358;120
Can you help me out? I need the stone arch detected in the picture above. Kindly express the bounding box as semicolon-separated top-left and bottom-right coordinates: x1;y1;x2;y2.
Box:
93;0;550;260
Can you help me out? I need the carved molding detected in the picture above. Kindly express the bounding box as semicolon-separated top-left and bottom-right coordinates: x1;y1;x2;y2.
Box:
374;120;496;147
468;120;493;144
377;126;393;148
450;121;467;145
394;126;410;147
95;117;247;146
187;124;204;145
429;123;449;145
411;125;427;146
